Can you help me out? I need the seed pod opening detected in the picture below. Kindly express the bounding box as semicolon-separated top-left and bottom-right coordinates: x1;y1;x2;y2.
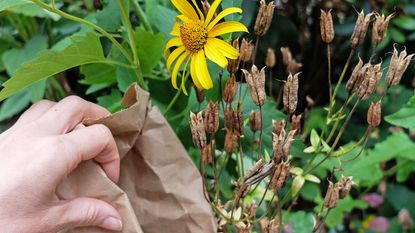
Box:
189;111;207;149
324;181;340;209
320;9;335;43
372;13;393;45
337;176;355;199
290;114;302;135
254;0;275;37
240;38;255;62
350;11;373;49
242;65;267;106
283;73;299;115
386;47;415;88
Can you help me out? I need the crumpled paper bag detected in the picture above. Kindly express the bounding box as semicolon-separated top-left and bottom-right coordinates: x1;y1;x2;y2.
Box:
57;84;216;233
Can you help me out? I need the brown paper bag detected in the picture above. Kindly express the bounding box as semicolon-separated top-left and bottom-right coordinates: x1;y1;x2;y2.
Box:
57;84;216;233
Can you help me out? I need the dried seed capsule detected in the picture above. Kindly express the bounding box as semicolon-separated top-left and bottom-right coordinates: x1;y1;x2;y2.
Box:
386;47;415;88
272;119;286;137
259;219;279;233
249;110;262;132
282;130;296;159
246;159;265;178
350;11;373;49
358;62;382;100
324;181;340;209
223;74;238;103
242;65;266;106
283;73;299;115
346;57;364;93
281;47;293;67
202;140;214;165
372;13;393;45
240;38;254;62
224;129;238;153
254;0;275;37
337;176;355;199
271;162;290;192
290;114;302;135
224;107;234;130
272;130;285;163
281;47;303;74
227;39;240;74
189;112;207;149
234;101;244;136
367;101;382;127
265;48;276;68
204;101;219;133
320;9;335;43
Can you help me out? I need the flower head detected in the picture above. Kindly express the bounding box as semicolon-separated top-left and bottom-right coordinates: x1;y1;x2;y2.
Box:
165;0;248;93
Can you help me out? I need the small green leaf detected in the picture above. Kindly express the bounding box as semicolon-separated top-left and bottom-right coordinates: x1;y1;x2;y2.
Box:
393;17;415;30
291;175;305;197
385;95;415;130
321;140;331;153
97;88;123;112
304;174;321;184
389;27;407;43
310;129;320;148
303;146;315;154
289;167;303;176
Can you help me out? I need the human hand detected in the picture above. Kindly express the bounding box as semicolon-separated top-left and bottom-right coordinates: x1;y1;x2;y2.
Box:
0;96;122;233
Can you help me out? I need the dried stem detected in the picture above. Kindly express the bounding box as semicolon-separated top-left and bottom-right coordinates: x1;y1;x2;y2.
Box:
327;44;333;100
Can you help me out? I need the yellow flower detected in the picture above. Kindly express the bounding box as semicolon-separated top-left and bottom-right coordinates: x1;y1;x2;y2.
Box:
165;0;248;94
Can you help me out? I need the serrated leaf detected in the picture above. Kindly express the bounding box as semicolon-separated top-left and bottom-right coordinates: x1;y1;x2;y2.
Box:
304;174;321;184
291;175;305;197
385;95;415;130
80;64;117;84
135;28;165;76
0;32;106;101
95;0;123;32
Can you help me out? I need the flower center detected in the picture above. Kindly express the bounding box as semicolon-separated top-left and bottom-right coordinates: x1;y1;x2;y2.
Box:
180;21;208;53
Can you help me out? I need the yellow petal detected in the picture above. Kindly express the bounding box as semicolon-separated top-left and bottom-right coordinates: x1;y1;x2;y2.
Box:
172;0;199;20
181;57;191;96
207;38;239;59
171;51;189;89
204;0;222;26
191;0;205;21
191;55;203;89
165;37;183;55
195;50;213;89
204;41;228;68
207;7;243;31
208;21;248;37
170;23;181;36
177;14;192;23
167;46;186;72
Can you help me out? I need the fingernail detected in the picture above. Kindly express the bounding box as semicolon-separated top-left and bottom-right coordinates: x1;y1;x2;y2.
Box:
101;217;122;231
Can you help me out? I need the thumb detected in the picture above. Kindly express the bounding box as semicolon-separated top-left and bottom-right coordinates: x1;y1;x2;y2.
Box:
51;197;122;231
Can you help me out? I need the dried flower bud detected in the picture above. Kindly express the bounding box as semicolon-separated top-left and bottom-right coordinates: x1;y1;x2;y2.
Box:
320;9;335;43
196;87;204;103
240;38;254;62
337;175;355;199
190;112;206;149
398;209;414;231
290;114;302;135
372;13;393;45
249;110;262;132
324;181;340;209
265;48;276;68
271;162;290;192
281;47;303;74
367;101;382;127
386;47;415;88
202;140;214;165
282;130;296;159
358;62;382;100
228;39;240;74
283;73;299;115
272;128;295;163
272;119;286;137
350;11;373;49
223;74;238;103
204;101;219;133
254;0;275;37
224;129;238;153
242;65;266;106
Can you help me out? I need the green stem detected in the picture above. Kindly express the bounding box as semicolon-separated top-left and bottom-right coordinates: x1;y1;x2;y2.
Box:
164;73;189;114
331;49;354;105
326;94;355;143
100;60;137;69
130;0;154;33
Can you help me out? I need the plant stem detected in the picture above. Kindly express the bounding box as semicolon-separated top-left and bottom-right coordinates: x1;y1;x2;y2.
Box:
331;49;354;104
130;0;154;33
341;127;371;162
269;70;273;99
326;94;354;143
327;44;333;100
257;105;264;160
252;36;260;65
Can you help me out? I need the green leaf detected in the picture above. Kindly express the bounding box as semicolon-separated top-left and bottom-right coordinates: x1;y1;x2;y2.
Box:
310;129;320;148
221;0;243;21
386;183;415;217
97;88;123;113
396;159;415;183
80;64;117;85
283;211;314;233
289;167;303;176
151;5;177;39
0;0;29;11
304;174;321;184
135;28;166;76
291;175;305;197
393;17;415;30
303;146;315;154
0;89;31;121
389;27;406;43
0;32;106;101
385;95;415;130
95;0;123;32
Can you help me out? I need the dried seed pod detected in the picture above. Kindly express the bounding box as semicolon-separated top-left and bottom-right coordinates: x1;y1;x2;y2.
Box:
189;112;206;149
234;101;244;136
290;114;302;135
254;0;275;37
265;48;276;68
281;47;303;74
272;119;286;137
204;101;219;133
386;47;415;88
272;130;285;163
283;73;299;115
259;219;279;233
223;74;238;103
367;101;382;127
320;9;335;43
372;13;393;45
246;159;265;178
240;38;254;62
324;181;340;209
202;140;214;165
282;130;296;159
358;62;382;100
249;110;262;132
242;65;266;106
337;176;355;199
346;57;364;93
398;209;414;231
224;129;238;153
350;11;373;49
228;39;240;74
271;162;290;192
224;107;235;130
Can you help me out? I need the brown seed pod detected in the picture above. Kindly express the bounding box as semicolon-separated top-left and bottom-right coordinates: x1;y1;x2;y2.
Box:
202;140;215;165
272;119;286;137
224;107;234;130
358;62;382;100
372;13;393;45
386;47;415;87
259;219;279;233
223;74;238;103
272;128;296;163
227;38;240;74
242;65;266;106
224;129;238;153
189;112;206;149
367;101;382;127
283;73;299;115
254;0;275;37
271;162;290;192
290;114;302;135
346;57;364;93
265;48;276;68
350;11;373;49
249;110;262;132
240;38;255;62
280;47;303;74
320;9;335;43
234;101;244;136
324;181;340;209
337;176;355;199
204;101;219;134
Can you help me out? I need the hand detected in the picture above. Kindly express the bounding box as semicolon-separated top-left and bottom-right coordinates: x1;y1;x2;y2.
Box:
0;96;122;233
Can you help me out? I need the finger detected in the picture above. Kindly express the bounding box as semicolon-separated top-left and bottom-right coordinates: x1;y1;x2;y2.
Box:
35;96;110;135
48;197;122;232
7;100;55;132
57;124;120;182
